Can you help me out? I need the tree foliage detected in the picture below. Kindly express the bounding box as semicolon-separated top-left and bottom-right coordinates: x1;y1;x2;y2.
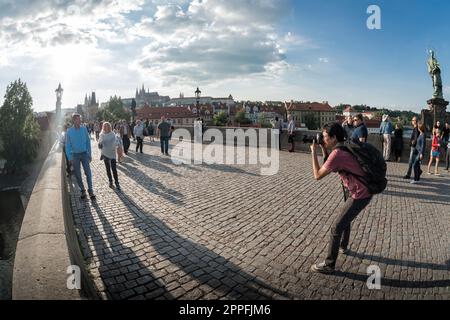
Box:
258;112;272;128
213;111;228;126
304;114;319;130
0;79;40;174
235;110;252;125
97;96;130;122
334;103;420;123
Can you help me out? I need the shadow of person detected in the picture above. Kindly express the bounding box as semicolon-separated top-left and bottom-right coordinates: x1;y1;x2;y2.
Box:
334;270;450;289
116;163;185;206
382;189;450;204
387;173;450;186
126;152;184;177
197;163;260;177
79;200;174;300
136;139;265;177
115;191;292;300
388;182;450;193
345;250;450;271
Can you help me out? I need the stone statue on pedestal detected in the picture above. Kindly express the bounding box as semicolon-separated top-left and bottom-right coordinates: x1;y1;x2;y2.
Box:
422;50;449;133
427;50;443;99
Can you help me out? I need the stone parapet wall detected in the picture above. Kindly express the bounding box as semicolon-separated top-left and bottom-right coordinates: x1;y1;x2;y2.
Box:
172;126;424;162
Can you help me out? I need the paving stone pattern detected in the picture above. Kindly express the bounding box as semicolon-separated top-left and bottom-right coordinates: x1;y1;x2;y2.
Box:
68;138;450;300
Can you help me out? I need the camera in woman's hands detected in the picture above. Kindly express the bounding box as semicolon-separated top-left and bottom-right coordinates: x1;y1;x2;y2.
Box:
303;133;324;145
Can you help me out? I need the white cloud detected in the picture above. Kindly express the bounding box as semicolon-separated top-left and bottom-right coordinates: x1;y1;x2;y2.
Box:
0;0;148;108
0;0;312;110
130;0;298;85
318;57;329;63
0;0;145;62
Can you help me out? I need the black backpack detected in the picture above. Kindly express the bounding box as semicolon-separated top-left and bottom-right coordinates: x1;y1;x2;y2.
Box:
335;140;387;195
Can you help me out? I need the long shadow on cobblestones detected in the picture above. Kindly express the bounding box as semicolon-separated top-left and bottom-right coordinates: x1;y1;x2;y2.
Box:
197;163;260;176
85;200;175;300
417;180;450;189
116;191;292;300
383;190;450;204
334;270;450;289
116;163;185;206
388;182;450;193
144;153;204;172
131;152;203;173
388;174;450;185
346;251;450;271
127;152;183;177
133;140;264;176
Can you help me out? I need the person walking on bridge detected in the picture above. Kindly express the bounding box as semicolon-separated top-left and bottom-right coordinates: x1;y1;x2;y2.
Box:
134;119;145;154
98;122;121;191
157;116;172;156
66;113;96;200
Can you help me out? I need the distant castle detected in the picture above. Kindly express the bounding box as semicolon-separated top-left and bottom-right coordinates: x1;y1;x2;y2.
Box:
133;84;170;107
76;92;98;121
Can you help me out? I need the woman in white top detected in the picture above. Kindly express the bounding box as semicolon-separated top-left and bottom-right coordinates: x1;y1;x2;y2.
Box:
98;122;121;190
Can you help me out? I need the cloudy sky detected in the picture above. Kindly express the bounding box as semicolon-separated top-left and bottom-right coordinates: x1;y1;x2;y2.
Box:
1;0;449;113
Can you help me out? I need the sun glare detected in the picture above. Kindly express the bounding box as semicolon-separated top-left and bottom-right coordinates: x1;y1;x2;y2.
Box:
50;45;90;84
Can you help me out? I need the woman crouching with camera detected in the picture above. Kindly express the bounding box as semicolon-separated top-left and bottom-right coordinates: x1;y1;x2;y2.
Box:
309;123;373;274
98;122;121;191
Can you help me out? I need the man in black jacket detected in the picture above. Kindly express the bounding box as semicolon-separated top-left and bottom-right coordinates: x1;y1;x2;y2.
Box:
403;117;420;179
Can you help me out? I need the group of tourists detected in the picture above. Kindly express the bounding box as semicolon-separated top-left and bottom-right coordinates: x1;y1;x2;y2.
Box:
60;113;174;200
403;117;450;183
343;113;450;176
344;113;402;159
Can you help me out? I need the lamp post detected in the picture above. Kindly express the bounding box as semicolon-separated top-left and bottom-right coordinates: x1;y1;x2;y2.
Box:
55;83;63;126
195;87;201;108
131;98;137;123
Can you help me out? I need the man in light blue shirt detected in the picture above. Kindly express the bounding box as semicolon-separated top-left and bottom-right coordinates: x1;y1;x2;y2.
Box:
379;114;393;161
66;113;95;199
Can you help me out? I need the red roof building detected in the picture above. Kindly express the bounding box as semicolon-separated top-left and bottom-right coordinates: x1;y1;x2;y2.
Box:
285;101;336;130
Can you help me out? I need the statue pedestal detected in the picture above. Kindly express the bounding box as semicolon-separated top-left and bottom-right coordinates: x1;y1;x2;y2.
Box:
421;98;449;132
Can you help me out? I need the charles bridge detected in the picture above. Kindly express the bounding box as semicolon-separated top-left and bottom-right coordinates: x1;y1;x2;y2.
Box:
9;129;450;300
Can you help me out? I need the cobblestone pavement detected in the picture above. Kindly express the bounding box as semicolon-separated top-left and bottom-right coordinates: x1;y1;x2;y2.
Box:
68;137;450;300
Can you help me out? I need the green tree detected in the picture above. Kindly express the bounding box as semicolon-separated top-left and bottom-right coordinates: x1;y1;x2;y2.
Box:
0;79;40;174
258;112;271;128
98;96;130;122
304;114;319;130
334;104;347;114
235;110;246;123
213;111;228;126
235;110;251;125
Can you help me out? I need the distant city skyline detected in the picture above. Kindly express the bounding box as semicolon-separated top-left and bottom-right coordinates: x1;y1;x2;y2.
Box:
1;0;449;113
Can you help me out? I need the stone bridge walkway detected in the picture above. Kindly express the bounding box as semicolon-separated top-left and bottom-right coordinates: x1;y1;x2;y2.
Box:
68;138;450;300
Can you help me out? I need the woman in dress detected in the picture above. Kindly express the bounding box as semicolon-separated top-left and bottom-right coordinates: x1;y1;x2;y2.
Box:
427;128;442;176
